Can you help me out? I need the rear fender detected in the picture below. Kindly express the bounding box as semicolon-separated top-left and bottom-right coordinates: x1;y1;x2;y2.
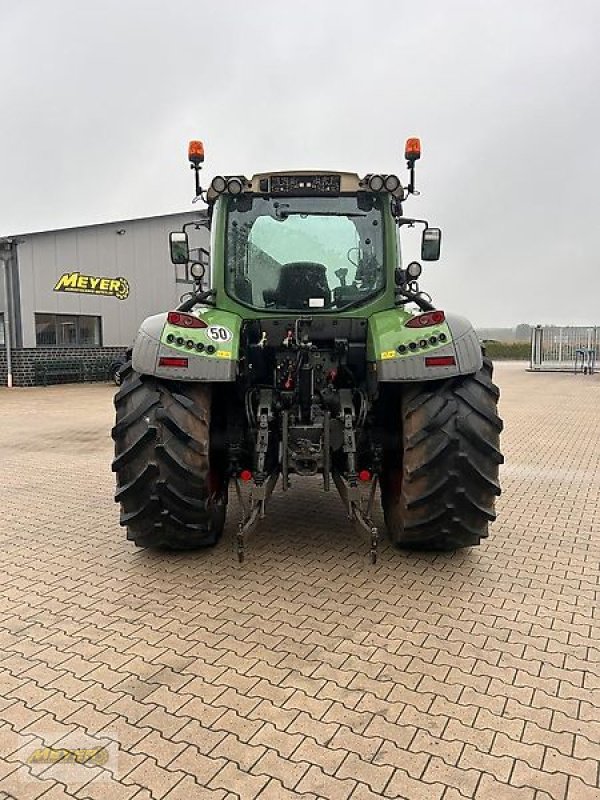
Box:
132;309;241;381
369;309;482;381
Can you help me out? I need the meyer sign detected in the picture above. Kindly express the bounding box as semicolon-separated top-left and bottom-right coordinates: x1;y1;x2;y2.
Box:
54;271;130;300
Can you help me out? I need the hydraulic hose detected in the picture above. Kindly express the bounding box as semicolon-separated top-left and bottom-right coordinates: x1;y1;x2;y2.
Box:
176;289;216;312
395;287;435;312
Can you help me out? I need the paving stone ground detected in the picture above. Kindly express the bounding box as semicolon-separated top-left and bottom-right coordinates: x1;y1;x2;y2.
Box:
0;361;599;800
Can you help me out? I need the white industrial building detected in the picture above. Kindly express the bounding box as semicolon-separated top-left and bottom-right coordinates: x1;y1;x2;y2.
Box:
0;210;208;385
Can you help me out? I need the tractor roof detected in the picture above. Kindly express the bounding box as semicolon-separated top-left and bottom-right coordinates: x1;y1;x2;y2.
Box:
206;171;404;202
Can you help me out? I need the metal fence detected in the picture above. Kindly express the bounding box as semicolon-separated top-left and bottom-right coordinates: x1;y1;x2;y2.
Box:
530;325;598;373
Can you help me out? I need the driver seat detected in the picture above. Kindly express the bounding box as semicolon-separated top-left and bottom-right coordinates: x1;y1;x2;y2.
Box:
275;262;330;309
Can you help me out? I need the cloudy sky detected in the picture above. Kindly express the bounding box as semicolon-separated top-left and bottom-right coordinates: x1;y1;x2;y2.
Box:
1;0;599;326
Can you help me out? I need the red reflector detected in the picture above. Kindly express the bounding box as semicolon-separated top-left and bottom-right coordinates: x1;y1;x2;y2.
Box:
159;357;189;368
240;469;253;482
425;356;456;367
405;311;446;328
358;469;372;482
167;311;207;328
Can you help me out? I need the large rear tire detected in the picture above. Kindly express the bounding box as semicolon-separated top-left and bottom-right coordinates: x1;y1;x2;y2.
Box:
111;362;227;549
381;356;503;550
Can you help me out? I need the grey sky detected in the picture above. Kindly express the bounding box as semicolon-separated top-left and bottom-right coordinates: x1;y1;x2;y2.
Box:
1;0;599;327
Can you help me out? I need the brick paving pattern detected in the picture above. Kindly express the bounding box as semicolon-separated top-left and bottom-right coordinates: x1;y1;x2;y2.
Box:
0;362;599;799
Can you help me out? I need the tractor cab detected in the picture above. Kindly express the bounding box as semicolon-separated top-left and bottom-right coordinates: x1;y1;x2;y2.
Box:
170;144;442;321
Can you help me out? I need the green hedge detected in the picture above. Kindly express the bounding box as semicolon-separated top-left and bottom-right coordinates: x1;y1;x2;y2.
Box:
483;341;530;360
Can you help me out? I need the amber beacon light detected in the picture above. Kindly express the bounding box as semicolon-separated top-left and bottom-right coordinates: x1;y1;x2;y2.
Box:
405;137;421;194
404;137;421;162
188;140;205;164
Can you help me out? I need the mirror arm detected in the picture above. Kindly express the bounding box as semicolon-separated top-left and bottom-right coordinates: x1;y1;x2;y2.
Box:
183;219;209;232
396;217;430;229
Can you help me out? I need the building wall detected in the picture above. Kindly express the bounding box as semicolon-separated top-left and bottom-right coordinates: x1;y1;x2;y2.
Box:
15;211;209;349
0;264;5;314
0;265;6;343
0;346;127;387
0;246;21;348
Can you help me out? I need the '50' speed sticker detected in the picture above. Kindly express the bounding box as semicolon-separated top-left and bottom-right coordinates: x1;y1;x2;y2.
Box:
206;325;233;343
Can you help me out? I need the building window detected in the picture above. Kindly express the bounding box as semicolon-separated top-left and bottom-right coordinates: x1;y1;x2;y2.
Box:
0;313;4;346
35;314;102;347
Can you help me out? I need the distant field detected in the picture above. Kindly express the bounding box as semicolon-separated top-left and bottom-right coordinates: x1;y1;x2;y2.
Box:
484;341;530;360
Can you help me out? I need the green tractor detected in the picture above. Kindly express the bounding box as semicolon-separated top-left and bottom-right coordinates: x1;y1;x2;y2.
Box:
112;138;503;561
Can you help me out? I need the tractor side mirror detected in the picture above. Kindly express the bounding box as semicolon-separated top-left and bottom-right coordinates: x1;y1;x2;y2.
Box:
421;227;442;261
169;231;189;264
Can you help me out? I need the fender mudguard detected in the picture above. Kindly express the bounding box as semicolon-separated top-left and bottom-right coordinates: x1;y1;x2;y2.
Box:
369;309;483;381
131;309;241;381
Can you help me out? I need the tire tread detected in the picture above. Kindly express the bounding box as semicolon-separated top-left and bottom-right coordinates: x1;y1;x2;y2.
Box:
112;363;225;549
382;356;503;551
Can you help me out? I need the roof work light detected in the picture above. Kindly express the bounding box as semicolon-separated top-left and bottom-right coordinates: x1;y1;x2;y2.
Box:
384;174;401;192
368;174;385;192
227;177;244;195
211;176;227;193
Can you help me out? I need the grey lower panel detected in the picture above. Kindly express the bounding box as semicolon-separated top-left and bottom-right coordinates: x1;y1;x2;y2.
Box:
378;343;458;381
132;328;160;374
377;330;483;382
454;328;483;373
132;329;236;381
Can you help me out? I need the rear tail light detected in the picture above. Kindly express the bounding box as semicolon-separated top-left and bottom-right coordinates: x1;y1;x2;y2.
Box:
240;469;253;482
159;357;189;368
167;311;207;329
405;311;445;328
425;356;456;367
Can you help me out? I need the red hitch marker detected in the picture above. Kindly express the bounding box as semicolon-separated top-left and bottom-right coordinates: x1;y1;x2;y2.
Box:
358;469;372;482
240;469;253;482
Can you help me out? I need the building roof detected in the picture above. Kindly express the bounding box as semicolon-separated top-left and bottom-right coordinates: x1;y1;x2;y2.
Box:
2;209;208;241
